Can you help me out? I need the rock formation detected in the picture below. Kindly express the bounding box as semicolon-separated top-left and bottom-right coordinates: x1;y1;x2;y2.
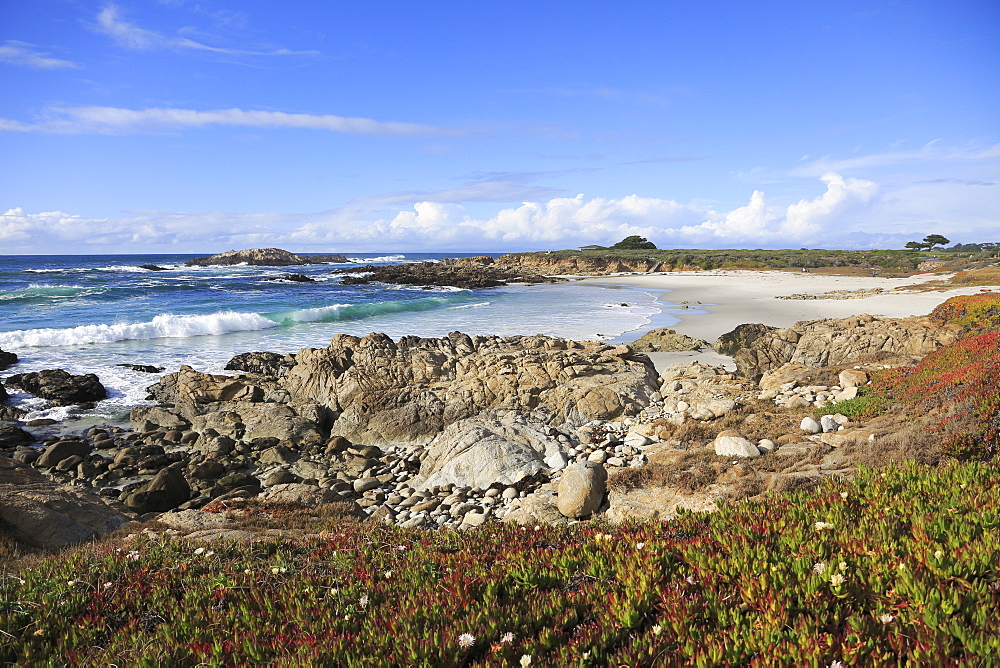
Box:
336;257;562;289
0;348;18;370
0;460;130;549
6;369;107;406
716;314;960;378
185;248;347;267
629;328;709;353
140;332;658;447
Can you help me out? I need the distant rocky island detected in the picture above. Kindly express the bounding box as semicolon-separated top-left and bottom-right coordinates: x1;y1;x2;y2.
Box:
185;248;347;267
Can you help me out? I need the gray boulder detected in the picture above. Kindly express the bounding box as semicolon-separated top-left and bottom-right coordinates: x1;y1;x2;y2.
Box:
713;435;761;458
413;413;563;490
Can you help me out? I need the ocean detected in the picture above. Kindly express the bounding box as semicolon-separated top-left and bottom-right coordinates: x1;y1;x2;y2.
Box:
0;253;681;426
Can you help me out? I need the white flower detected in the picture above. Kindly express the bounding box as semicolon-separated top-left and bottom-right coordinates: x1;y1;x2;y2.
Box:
829;661;845;668
384;570;393;578
67;579;79;586
879;613;895;624
457;633;475;649
194;547;205;555
829;573;845;587
271;567;286;575
636;542;645;550
814;521;833;531
359;595;369;608
519;655;532;666
204;550;215;558
651;624;663;636
103;582;113;589
838;561;848;571
813;562;827;574
685;575;697;586
934;549;944;560
500;632;514;644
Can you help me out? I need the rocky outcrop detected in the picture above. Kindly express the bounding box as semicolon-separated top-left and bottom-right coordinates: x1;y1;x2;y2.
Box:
716;314;961;378
263;273;315;283
142;333;656;447
491;254;663;276
123;466;191;514
6;369;107;406
0;461;130;549
283;332;658;445
337;257;561;289
0;348;17;370
185;248;347;267
629;328;709;353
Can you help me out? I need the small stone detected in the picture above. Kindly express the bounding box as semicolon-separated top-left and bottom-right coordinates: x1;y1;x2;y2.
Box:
587;450;608;464
353;477;381;493
820;415;839;433
800;417;822;434
757;439;777;454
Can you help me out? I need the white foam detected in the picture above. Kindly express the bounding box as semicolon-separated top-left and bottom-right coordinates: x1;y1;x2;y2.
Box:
0;310;279;349
346;254;406;263
449;301;491;310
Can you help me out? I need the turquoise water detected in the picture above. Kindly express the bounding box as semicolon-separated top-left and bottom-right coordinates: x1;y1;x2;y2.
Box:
0;253;675;422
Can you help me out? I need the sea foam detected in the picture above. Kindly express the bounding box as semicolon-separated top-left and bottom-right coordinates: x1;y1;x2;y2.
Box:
0;310;279;349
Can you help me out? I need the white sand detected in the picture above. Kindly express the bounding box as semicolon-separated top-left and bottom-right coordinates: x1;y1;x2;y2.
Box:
579;270;995;373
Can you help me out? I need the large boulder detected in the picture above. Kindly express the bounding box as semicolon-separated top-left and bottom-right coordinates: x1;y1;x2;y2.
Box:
413;413;561;490
556;462;608;518
36;439;91;468
123;466;191;514
717;314;960;378
5;369;107;406
0;463;130;549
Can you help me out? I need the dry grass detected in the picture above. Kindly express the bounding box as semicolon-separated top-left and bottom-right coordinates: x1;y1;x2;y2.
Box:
200;499;363;533
610;449;733;494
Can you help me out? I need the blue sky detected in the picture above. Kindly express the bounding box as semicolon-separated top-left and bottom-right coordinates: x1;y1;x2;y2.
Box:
1;0;998;253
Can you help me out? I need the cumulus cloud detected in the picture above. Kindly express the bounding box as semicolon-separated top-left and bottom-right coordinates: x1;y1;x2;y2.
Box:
7;172;995;254
95;4;317;56
0;106;462;137
0;41;79;69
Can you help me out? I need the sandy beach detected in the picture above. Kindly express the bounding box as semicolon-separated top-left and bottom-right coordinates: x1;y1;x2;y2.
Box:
583;270;994;371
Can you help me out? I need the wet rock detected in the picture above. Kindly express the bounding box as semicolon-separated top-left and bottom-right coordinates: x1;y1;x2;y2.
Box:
116;363;165;373
6;369;107;406
139;264;170;271
263;273;315;283
225;351;296;377
0;348;17;370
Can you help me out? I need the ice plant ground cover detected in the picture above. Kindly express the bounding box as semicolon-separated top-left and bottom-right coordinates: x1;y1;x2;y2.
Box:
2;461;997;665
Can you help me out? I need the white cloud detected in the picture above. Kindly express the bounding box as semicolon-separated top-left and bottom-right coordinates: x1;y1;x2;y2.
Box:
792;141;1000;177
5;172;996;254
0;106;462;138
0;41;79;69
95;4;317;56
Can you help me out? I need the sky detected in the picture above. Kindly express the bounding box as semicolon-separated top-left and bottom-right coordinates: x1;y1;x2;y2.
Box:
1;0;998;254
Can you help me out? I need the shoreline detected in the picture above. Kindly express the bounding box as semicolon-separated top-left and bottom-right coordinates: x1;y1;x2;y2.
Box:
579;269;992;372
583;270;989;343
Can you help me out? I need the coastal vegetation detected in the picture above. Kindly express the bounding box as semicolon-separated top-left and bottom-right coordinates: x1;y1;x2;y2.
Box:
511;246;997;273
2;460;996;665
